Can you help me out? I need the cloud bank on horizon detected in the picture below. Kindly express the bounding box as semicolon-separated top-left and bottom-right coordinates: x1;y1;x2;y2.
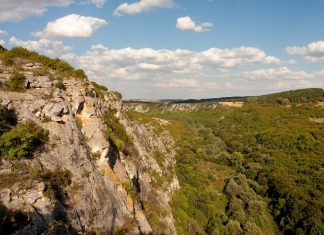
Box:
0;0;323;99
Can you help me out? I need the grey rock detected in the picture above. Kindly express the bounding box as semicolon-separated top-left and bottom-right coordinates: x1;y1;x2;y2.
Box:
26;76;52;88
0;61;178;234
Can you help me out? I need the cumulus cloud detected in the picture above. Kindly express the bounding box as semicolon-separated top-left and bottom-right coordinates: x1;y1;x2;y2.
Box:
59;44;285;98
155;79;198;88
176;16;213;32
0;40;5;45
286;41;324;63
33;14;107;39
114;0;174;16
0;0;73;22
63;44;281;82
59;44;323;98
9;36;72;57
242;67;314;80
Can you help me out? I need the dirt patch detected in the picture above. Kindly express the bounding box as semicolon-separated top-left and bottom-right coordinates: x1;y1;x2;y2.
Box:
153;118;170;126
219;102;244;107
309;118;324;123
316;102;324;109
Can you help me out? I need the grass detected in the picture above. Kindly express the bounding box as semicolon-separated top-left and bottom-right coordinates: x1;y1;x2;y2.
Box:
0;46;87;80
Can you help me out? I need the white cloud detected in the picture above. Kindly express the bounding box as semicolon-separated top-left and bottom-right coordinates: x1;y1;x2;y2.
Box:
60;44;285;98
286;41;324;63
64;44;281;82
0;0;73;22
155;79;198;88
0;40;5;45
242;67;314;80
176;16;213;32
33;14;107;39
9;36;72;57
0;30;7;36
114;0;174;16
59;44;323;99
89;0;106;7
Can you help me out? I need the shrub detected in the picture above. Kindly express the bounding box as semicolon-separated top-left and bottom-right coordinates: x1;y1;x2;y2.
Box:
5;72;26;92
0;45;6;52
91;81;108;98
0;105;17;135
0;120;48;159
0;47;88;80
2;56;14;66
54;81;66;90
41;169;72;201
32;68;49;76
91;151;101;160
122;181;137;199
103;109;138;157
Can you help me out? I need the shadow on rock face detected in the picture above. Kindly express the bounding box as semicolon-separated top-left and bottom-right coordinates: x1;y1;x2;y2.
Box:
107;139;120;170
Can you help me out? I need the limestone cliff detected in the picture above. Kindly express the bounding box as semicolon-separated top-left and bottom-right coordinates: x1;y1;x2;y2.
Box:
0;58;178;234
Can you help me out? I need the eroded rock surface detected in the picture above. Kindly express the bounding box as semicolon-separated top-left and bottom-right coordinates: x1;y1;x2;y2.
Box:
0;63;178;234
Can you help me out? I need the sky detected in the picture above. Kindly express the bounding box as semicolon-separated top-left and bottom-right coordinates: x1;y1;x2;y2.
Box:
0;0;324;99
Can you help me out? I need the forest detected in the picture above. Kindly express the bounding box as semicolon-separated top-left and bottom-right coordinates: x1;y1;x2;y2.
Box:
127;88;324;234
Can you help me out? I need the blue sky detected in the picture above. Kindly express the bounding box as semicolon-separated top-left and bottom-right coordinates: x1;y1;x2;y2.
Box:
0;0;323;98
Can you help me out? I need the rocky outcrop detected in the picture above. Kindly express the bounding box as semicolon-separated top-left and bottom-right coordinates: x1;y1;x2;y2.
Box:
125;102;244;113
0;61;178;234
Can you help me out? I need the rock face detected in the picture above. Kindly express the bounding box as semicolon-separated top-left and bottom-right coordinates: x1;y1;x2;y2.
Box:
125;102;244;113
0;62;178;234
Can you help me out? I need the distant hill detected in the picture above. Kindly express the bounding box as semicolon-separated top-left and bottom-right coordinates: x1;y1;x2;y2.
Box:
248;88;324;104
125;88;324;105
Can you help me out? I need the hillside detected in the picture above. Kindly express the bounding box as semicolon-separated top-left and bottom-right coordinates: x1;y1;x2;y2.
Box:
0;47;179;234
125;90;324;234
0;46;323;235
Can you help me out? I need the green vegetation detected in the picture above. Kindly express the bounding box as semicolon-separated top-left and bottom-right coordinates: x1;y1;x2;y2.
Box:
212;104;324;234
32;68;50;76
0;105;17;135
249;88;324;104
122;181;137;199
91;81;108;98
127;88;324;235
0;44;6;52
41;169;72;201
54;81;66;90
5;72;26;92
0;104;48;160
0;46;87;80
0;120;48;159
103;108;138;157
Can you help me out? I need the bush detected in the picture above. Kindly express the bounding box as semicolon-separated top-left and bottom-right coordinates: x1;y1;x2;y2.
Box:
0;120;48;159
91;81;108;98
41;169;72;201
122;181;137;199
103;109;138;157
5;72;26;92
2;56;14;66
54;81;66;90
0;45;6;52
32;68;49;76
0;105;17;135
0;47;88;80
